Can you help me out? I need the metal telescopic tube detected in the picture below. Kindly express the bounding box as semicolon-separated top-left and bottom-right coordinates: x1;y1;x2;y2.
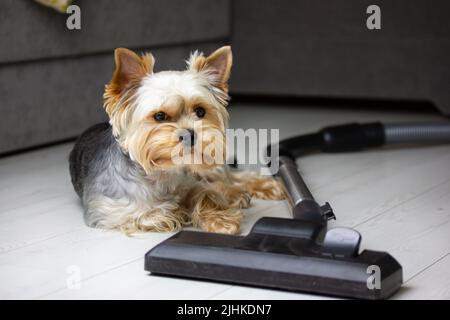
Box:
277;156;324;224
277;156;314;202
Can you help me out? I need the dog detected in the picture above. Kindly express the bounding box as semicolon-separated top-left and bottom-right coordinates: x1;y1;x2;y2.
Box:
69;46;286;235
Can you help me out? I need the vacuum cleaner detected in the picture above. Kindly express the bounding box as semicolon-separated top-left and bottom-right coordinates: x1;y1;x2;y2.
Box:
145;121;450;299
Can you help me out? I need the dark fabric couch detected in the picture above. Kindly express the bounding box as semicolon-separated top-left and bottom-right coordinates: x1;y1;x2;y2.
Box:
231;0;450;114
1;0;449;154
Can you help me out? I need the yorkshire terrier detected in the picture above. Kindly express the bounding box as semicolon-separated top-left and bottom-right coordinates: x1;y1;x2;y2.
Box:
69;46;286;235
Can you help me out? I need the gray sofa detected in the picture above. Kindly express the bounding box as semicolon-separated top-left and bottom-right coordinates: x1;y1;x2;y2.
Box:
231;0;450;113
1;0;449;154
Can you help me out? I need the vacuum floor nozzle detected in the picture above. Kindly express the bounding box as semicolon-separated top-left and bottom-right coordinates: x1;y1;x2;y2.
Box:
145;217;403;300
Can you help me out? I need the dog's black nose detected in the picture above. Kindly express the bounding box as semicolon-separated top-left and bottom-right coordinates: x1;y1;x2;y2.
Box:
179;129;196;147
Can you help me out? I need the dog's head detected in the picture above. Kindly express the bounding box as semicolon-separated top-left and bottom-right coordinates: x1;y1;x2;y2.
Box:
103;46;232;174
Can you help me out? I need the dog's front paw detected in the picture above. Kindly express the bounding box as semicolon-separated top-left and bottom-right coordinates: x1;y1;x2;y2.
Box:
197;209;242;234
227;189;251;209
244;176;287;200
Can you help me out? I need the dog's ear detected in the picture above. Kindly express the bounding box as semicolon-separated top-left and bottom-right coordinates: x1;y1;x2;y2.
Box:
104;48;154;115
110;48;154;92
188;46;232;92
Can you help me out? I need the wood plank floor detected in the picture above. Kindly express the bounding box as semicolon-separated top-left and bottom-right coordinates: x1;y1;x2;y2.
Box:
1;103;449;299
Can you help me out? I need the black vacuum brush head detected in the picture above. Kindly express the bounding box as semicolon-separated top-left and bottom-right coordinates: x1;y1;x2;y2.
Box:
145;217;403;300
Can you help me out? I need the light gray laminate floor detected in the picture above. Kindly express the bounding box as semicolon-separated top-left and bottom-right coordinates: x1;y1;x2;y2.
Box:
1;103;449;299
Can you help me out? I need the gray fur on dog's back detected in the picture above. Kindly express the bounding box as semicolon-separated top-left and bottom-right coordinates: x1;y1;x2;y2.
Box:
69;122;116;198
69;122;145;227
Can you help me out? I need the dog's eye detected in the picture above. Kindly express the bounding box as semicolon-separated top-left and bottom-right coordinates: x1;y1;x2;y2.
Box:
154;111;167;122
194;107;206;118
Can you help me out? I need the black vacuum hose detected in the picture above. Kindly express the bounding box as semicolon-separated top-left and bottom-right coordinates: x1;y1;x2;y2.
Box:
384;122;450;144
273;121;450;223
277;121;450;159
